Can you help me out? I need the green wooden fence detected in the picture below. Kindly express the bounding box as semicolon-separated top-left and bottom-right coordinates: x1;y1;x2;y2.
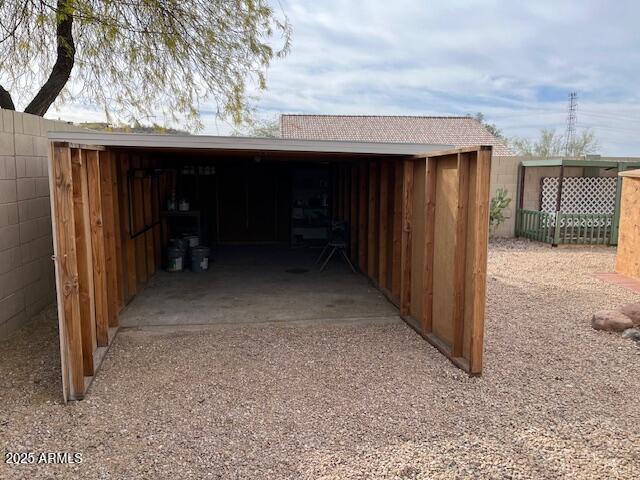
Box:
516;209;614;245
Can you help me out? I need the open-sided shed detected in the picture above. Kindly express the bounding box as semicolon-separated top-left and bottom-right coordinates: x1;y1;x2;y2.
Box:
47;132;492;401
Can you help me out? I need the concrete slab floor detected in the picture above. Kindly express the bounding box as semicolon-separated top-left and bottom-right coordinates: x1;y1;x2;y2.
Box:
120;245;398;327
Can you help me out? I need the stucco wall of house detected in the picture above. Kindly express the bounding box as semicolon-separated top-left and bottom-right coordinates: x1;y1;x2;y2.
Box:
0;110;86;339
489;155;519;237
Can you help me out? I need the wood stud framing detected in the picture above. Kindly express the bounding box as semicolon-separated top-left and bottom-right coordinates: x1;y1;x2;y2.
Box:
346;146;493;375
421;157;437;335
50;144;163;401
50;144;492;401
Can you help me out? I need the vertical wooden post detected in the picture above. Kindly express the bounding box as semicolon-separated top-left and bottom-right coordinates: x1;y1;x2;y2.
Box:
391;160;403;299
470;148;492;374
400;159;414;316
142;161;155;277
86;150;109;347
452;153;470;357
71;149;96;376
367;161;379;277
422;157;437;335
110;154;124;310
378;160;389;288
51;144;85;399
99;151;119;328
349;165;358;260
151;166;162;269
131;157;148;284
331;164;340;221
358;162;368;271
119;155;137;297
342;165;350;221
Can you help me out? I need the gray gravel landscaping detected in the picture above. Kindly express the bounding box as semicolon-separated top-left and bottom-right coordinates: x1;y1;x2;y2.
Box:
1;239;639;479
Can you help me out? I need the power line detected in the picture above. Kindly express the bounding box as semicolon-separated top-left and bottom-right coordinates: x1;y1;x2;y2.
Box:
580;110;640;122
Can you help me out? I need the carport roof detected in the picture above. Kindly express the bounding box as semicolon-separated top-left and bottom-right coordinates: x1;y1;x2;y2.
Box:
48;131;452;156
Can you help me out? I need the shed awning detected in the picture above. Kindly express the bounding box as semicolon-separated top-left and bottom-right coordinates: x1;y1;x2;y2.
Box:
48;131;451;156
520;158;640;169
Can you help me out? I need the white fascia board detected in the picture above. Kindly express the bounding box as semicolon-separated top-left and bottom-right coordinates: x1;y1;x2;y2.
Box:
47;131;452;156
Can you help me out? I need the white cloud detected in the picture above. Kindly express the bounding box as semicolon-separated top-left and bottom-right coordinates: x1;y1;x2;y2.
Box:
48;0;640;154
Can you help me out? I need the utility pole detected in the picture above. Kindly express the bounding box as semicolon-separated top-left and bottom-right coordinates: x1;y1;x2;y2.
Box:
554;92;577;243
563;92;578;157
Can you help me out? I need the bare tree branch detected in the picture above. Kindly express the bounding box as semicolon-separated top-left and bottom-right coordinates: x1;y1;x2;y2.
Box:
24;0;75;116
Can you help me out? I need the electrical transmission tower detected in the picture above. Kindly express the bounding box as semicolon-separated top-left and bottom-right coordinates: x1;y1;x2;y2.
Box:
563;92;577;157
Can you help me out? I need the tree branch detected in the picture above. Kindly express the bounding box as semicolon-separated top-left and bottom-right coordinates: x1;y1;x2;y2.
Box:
0;84;15;110
24;0;75;116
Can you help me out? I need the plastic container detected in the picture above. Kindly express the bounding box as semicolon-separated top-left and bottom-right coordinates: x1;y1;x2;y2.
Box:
166;245;184;272
169;238;188;254
183;235;200;248
190;246;210;273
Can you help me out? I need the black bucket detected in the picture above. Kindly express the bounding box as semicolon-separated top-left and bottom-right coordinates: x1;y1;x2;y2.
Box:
166;245;184;272
190;246;210;273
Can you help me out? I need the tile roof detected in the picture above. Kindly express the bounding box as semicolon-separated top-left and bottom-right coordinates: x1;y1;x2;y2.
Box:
280;114;512;156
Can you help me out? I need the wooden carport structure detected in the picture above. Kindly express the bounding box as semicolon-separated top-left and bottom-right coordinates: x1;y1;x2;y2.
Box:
47;133;492;401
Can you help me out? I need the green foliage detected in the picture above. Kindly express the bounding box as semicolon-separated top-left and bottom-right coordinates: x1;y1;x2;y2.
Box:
471;112;505;140
76;122;190;135
0;0;291;130
489;188;512;233
233;117;280;137
509;129;599;158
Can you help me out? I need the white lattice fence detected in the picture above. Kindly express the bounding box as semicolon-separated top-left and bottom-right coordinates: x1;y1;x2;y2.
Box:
540;177;617;214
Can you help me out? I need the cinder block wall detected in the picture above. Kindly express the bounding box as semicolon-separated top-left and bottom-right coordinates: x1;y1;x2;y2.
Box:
0;110;86;339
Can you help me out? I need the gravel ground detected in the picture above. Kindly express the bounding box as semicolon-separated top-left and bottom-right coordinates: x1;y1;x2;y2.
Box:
1;240;639;479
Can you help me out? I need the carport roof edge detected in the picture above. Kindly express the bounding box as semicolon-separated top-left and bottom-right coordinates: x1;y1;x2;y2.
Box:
47;131;453;156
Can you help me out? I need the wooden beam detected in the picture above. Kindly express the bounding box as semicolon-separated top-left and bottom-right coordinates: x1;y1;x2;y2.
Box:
452;153;470;357
110;153;124;310
367;161;379;277
358;162;368;271
391;160;403;299
343;165;350;221
86;150;109;347
151;168;162;269
143;168;155;277
51;145;85;399
131;157;148;283
422;157;437;335
470;148;492;374
99;151;119;328
400;159;414;316
378;160;389;288
71;149;96;376
331;164;340;221
350;165;358;260
119;154;137;297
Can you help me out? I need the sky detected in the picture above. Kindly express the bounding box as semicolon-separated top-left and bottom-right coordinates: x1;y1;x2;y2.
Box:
51;0;640;155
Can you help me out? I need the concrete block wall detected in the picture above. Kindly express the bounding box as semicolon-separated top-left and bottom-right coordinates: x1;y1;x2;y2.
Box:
0;110;86;339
